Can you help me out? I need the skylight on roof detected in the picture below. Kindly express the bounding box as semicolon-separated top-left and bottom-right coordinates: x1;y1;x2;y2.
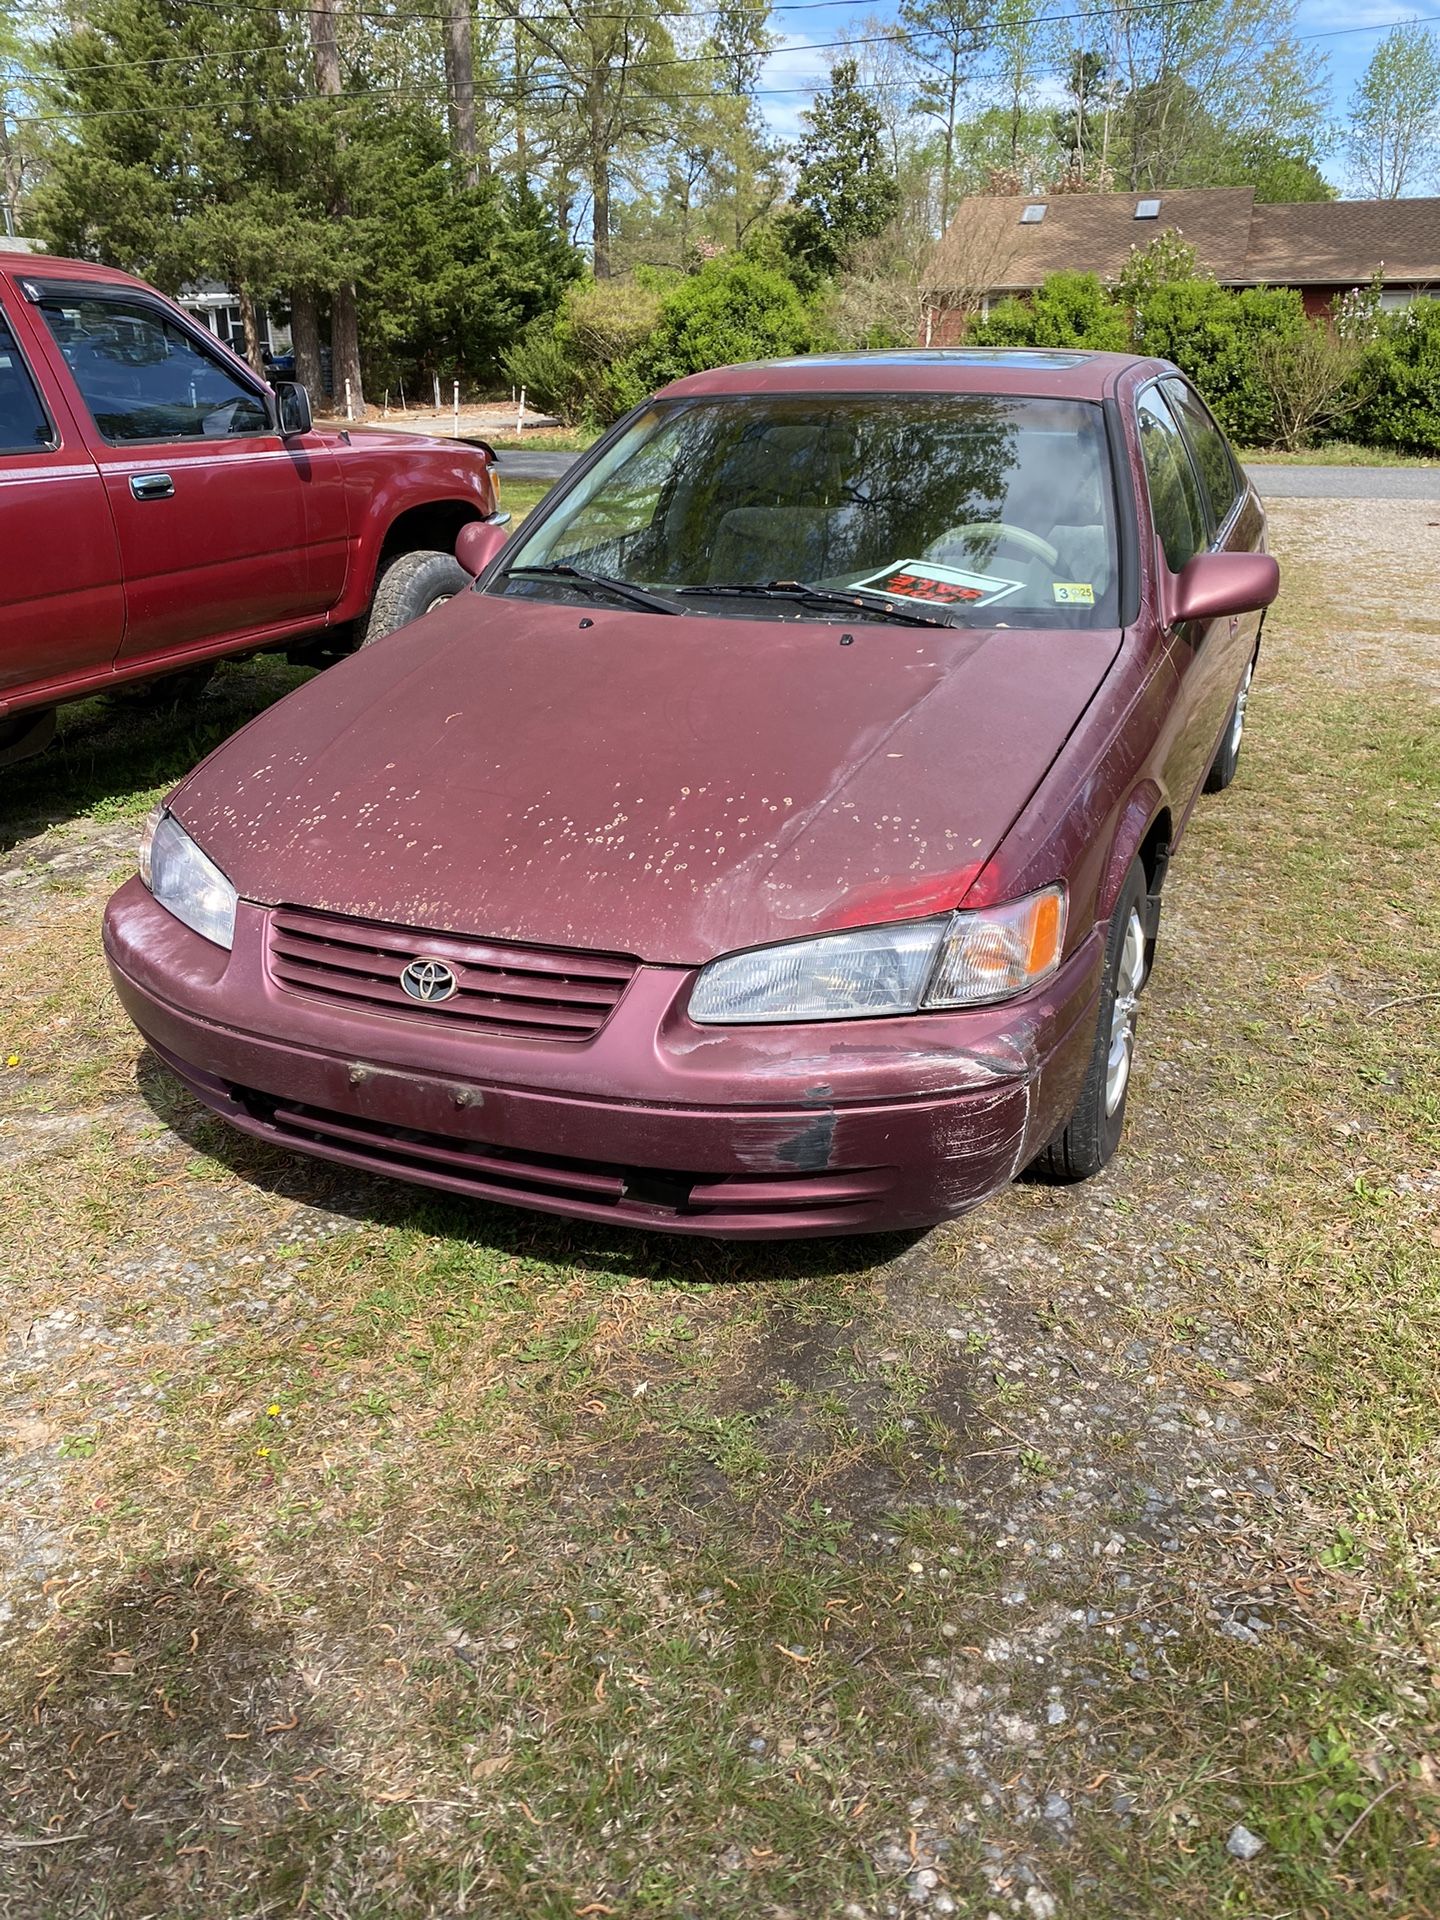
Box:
1020;203;1046;224
1135;198;1161;219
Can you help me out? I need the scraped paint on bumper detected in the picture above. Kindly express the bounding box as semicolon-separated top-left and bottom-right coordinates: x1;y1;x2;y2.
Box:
104;880;1105;1239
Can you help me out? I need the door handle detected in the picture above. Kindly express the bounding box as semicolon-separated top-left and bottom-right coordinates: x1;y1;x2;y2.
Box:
129;471;174;501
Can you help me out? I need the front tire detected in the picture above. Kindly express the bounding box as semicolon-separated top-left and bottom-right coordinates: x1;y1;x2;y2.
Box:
360;548;469;648
1204;654;1255;793
1031;859;1149;1184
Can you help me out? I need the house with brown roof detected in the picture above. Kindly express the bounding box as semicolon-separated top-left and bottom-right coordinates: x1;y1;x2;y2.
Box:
927;187;1440;336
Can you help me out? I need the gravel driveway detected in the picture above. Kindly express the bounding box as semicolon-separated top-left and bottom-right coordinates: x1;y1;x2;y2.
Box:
1;498;1437;1919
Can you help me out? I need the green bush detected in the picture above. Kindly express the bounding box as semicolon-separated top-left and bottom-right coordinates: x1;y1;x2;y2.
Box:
1348;300;1440;452
505;259;827;427
1132;280;1305;445
625;256;826;392
504;276;665;426
968;272;1129;352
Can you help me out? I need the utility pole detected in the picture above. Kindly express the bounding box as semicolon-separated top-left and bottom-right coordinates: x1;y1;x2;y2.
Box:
309;0;365;416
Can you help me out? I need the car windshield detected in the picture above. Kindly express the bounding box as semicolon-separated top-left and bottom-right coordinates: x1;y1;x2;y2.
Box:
496;392;1120;628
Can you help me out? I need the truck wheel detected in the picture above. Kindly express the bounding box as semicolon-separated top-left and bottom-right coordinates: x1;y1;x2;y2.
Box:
0;706;56;768
1030;859;1149;1184
360;549;469;647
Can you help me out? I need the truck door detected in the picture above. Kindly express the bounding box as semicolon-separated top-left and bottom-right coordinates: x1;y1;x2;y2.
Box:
28;281;336;664
0;290;123;699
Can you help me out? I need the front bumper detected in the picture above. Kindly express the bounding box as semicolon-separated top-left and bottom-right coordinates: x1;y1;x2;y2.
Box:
103;881;1105;1238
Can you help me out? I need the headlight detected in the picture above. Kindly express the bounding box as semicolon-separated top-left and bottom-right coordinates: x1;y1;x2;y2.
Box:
688;885;1067;1024
139;807;237;950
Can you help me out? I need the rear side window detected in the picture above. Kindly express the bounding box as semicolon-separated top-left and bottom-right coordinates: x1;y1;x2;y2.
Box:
1137;386;1207;572
0;309;53;453
1163;379;1242;530
36;293;269;444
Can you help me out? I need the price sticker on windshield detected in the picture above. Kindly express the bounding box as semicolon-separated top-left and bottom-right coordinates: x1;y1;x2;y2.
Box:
853;560;1024;608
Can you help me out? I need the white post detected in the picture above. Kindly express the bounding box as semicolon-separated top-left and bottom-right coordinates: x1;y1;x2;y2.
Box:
516;387;526;436
452;381;460;438
344;378;353;423
433;373;441;412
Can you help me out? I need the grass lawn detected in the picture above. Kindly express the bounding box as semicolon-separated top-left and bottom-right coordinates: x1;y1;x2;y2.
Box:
1;499;1437;1918
1240;442;1438;467
498;477;556;522
488;428;600;453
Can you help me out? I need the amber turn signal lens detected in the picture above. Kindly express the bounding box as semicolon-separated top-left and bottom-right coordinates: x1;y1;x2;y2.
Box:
1026;888;1064;976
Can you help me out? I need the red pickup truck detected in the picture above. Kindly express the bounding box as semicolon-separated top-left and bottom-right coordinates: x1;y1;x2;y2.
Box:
0;254;501;765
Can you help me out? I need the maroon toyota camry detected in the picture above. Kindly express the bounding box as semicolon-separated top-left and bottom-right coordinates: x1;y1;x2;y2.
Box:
104;350;1277;1238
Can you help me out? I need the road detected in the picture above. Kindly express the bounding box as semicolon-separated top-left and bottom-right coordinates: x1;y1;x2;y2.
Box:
1246;463;1440;499
497;445;1440;500
492;449;579;482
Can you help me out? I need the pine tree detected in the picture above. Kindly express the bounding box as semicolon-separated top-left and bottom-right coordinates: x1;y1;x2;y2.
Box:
785;59;900;275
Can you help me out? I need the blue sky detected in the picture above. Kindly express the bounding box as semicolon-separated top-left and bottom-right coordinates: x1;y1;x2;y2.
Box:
753;0;1440;188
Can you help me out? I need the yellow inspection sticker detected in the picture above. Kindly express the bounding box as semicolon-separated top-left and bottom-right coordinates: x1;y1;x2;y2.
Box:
1052;582;1095;606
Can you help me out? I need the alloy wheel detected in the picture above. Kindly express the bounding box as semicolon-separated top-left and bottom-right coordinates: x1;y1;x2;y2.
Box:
1229;658;1254;757
1105;905;1146;1116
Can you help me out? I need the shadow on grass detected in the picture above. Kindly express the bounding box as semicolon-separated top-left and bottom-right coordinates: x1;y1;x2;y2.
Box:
0;658;314;856
134;1046;924;1291
0;1556;366;1919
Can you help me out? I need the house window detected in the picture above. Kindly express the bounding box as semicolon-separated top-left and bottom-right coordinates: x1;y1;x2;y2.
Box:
1135;198;1161;219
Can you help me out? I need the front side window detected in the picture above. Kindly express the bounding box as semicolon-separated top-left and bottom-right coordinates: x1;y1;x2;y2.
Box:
37;293;269;444
498;393;1121;628
1137;387;1207;573
1162;378;1241;531
0;309;53;453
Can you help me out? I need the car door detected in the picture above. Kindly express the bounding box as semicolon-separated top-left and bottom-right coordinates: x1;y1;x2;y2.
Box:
1161;374;1262;714
1134;383;1236;814
27;282;332;664
0;288;124;698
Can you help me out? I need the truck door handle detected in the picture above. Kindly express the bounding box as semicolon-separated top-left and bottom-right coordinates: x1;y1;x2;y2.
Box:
129;471;174;501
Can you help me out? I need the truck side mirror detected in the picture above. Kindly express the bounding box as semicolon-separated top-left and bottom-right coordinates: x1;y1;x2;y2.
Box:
274;382;313;437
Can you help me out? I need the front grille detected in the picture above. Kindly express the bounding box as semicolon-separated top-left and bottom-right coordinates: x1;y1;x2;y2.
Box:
267;905;638;1041
231;1089;892;1229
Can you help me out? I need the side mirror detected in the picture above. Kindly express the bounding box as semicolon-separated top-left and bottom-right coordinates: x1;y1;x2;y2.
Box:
274;382;313;437
1167;550;1279;625
456;519;510;578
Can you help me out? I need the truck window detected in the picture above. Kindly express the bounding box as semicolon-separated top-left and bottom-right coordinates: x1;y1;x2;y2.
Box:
0;312;53;452
37;293;269;445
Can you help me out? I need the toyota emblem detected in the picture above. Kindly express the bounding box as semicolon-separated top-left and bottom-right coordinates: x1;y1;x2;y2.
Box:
400;957;458;1003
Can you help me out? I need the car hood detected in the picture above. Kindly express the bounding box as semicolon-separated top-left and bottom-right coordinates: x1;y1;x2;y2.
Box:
174;596;1121;965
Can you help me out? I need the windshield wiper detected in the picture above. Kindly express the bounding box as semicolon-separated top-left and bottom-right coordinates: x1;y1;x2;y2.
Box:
677;580;955;629
506;563;682;616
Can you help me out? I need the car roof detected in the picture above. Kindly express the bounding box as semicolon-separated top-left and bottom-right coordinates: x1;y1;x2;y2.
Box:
0;252;157;295
657;348;1159;403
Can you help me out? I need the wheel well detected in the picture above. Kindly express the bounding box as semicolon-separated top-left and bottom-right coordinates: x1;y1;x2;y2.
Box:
1138;809;1173;895
374;500;483;582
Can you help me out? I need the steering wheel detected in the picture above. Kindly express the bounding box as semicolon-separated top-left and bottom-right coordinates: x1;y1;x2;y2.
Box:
929;521;1060;569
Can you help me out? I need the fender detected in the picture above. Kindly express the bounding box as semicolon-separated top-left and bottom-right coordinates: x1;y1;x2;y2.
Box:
1098;778;1169;936
326;434;497;626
